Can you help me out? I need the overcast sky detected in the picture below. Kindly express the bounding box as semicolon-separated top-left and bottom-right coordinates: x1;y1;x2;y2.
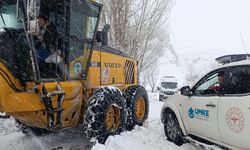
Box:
169;0;250;58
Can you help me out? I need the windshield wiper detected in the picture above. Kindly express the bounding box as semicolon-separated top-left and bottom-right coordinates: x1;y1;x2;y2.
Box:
0;13;6;27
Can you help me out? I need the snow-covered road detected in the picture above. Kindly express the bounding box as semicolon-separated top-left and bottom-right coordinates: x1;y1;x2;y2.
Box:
0;118;92;150
0;93;201;150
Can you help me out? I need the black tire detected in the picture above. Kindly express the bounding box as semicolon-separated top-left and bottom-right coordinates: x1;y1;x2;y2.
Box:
84;87;127;144
163;110;184;146
15;120;50;136
124;85;149;130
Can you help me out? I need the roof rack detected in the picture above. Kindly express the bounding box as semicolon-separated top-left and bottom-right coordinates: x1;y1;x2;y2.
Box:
215;54;250;65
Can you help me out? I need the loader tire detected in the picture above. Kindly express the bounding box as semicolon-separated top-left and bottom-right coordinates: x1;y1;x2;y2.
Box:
124;85;149;130
84;87;127;144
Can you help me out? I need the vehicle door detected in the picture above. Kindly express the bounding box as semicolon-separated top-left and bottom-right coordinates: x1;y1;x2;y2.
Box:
218;65;250;149
68;1;101;80
182;71;222;142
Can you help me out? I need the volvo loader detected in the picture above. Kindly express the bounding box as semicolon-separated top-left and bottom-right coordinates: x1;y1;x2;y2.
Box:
0;0;149;143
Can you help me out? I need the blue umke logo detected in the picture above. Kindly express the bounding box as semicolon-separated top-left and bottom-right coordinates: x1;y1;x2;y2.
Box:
188;107;209;119
188;107;195;118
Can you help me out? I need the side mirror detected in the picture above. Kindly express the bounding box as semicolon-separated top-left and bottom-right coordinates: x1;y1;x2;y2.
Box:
180;86;192;96
101;24;110;46
157;87;160;91
27;0;40;34
96;31;103;42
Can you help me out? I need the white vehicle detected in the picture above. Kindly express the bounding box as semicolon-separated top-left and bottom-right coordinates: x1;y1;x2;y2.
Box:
158;76;178;101
161;54;250;149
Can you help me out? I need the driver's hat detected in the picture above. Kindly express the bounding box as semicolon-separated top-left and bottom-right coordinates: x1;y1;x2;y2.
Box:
37;14;49;21
218;71;224;77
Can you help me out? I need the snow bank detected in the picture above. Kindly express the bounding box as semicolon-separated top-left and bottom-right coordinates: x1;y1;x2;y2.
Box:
92;93;197;150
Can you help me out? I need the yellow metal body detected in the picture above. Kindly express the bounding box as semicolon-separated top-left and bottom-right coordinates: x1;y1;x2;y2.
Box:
0;47;137;129
86;49;138;89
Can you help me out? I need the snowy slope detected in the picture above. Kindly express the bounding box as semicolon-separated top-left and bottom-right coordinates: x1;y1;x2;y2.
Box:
92;93;199;150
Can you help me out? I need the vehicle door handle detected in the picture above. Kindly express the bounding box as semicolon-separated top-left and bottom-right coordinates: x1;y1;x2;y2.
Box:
206;103;216;108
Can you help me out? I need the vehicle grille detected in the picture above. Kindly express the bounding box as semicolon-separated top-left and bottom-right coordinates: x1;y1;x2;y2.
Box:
125;60;135;84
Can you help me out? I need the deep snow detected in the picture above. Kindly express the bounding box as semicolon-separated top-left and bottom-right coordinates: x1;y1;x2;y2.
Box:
0;93;218;150
0;119;92;150
92;93;199;150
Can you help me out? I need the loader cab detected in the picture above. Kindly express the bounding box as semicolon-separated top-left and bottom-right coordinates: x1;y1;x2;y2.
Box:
27;0;102;82
0;0;101;85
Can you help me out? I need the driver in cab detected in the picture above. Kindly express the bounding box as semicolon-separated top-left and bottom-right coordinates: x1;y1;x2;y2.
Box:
36;14;61;64
208;71;225;94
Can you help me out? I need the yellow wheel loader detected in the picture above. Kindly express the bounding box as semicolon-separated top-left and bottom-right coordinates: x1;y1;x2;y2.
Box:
0;0;149;143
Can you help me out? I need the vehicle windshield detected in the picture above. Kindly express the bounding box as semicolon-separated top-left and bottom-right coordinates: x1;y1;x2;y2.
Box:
0;2;23;29
70;1;100;41
161;82;177;89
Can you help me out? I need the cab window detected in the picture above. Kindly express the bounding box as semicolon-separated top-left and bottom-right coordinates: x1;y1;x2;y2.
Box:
193;73;219;96
223;66;250;95
69;0;100;62
0;4;23;29
68;1;101;80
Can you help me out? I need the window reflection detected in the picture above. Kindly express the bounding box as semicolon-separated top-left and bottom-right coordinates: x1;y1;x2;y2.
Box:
0;4;23;29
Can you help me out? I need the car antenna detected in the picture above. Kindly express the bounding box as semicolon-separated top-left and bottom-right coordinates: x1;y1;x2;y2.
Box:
240;33;250;59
